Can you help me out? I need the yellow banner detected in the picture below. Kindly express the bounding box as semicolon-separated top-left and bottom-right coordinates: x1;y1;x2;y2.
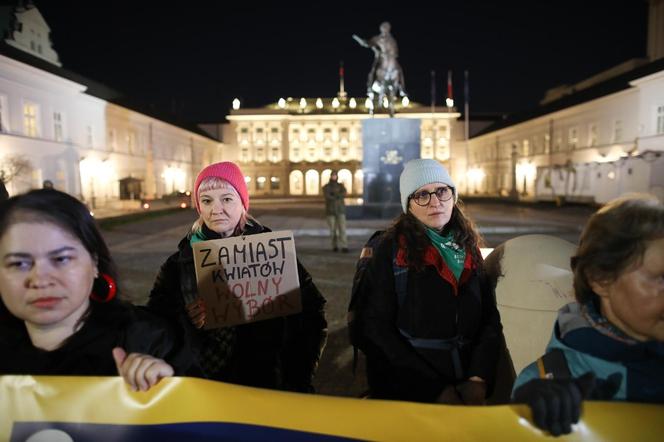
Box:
1;375;662;441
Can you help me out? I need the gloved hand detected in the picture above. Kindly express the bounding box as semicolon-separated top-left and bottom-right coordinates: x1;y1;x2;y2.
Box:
456;379;487;405
512;373;596;437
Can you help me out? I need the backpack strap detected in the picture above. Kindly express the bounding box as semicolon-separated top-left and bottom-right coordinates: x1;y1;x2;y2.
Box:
392;257;408;308
397;329;471;380
537;348;571;380
350;230;386;376
391;242;471;380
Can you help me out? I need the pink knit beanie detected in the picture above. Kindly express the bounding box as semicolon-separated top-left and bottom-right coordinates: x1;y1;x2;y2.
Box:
193;162;249;212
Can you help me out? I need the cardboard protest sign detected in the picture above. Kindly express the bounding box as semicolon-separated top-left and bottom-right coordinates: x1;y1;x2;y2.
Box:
192;231;301;328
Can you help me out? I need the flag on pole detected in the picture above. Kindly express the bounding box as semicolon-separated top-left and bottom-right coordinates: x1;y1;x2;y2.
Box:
430;70;436;112
447;70;453;103
464;70;470;108
464;70;470;141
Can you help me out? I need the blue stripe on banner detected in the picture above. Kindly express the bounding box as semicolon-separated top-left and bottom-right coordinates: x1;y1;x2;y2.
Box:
11;422;360;442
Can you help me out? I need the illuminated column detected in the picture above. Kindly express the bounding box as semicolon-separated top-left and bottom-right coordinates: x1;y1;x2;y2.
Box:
145;122;156;199
509;145;519;200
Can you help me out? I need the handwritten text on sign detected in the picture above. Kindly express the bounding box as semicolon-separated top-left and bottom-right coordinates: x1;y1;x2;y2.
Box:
193;231;301;328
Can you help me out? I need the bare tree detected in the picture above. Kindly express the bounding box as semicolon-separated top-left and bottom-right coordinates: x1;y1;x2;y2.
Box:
0;155;31;184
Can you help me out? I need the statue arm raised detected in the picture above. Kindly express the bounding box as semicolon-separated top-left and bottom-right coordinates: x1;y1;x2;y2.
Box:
352;34;370;48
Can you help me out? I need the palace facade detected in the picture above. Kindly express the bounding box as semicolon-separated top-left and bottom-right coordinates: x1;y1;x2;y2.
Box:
216;97;470;199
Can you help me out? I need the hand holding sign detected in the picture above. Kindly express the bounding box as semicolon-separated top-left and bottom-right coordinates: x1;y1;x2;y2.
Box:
186;297;206;329
192;231;302;328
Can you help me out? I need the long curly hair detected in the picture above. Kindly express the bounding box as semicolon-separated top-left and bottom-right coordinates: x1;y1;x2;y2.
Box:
387;200;484;272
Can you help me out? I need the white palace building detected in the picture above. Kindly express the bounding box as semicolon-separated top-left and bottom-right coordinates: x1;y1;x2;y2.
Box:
2;1;664;208
211;97;469;200
211;0;664;205
0;3;221;210
464;1;664;204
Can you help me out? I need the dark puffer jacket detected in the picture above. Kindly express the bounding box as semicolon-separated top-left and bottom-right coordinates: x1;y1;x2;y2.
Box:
147;220;328;392
0;300;199;376
359;233;503;402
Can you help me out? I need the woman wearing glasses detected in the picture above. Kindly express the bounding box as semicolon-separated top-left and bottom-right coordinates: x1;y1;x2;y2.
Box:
357;159;503;404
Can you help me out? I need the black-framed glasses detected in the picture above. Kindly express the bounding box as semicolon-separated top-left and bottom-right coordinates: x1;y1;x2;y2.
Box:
409;186;455;206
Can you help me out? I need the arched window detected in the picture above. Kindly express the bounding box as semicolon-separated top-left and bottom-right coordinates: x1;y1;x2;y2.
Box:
320;169;332;188
289;170;304;195
354;169;364;196
305;169;320;195
338;169;352;194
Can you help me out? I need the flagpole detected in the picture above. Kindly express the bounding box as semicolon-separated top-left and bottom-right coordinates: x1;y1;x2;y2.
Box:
431;70;436;160
430;70;436;114
464;70;470;195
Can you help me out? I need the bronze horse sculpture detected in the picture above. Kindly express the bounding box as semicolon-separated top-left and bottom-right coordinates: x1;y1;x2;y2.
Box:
353;22;407;117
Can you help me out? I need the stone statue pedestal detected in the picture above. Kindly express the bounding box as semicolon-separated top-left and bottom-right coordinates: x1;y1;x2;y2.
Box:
353;118;421;219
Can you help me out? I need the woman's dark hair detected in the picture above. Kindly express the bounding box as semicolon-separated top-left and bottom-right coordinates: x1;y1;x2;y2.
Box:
572;196;664;303
0;189;120;318
388;199;484;271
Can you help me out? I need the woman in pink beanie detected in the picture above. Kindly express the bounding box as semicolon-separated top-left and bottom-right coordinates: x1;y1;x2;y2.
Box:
147;161;327;392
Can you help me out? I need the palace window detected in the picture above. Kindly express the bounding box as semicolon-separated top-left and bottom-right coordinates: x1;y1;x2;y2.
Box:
23;102;38;137
86;125;94;147
127;131;136;154
0;95;8;132
568;127;578;149
108;129;116;150
53;112;63;141
657;106;664;134
588;123;598;147
340;127;349;144
255;147;265;161
256;176;266;190
270;147;280;162
613;119;623;142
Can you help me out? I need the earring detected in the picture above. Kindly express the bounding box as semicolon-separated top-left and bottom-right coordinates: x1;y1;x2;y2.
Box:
90;273;117;303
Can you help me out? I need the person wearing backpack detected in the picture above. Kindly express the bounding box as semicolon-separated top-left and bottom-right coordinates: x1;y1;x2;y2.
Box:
355;158;503;404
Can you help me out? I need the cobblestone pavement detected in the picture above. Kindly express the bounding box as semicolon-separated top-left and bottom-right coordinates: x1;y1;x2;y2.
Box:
103;201;595;398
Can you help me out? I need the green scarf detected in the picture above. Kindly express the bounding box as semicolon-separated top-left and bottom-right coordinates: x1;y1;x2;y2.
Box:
425;227;466;281
190;228;208;246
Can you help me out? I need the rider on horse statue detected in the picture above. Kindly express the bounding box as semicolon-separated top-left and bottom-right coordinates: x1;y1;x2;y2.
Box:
353;22;407;116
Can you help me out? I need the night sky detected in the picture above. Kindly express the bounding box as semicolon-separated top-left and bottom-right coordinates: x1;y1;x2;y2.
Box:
37;1;648;123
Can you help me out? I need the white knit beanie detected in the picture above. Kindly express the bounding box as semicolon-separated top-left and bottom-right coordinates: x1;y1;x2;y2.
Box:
399;158;456;212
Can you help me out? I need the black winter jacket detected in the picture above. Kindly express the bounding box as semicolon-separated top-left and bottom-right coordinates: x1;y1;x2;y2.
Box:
0;300;199;376
360;234;503;402
147;220;328;392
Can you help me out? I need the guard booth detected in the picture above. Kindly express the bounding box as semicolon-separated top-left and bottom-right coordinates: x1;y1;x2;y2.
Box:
118;177;143;200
